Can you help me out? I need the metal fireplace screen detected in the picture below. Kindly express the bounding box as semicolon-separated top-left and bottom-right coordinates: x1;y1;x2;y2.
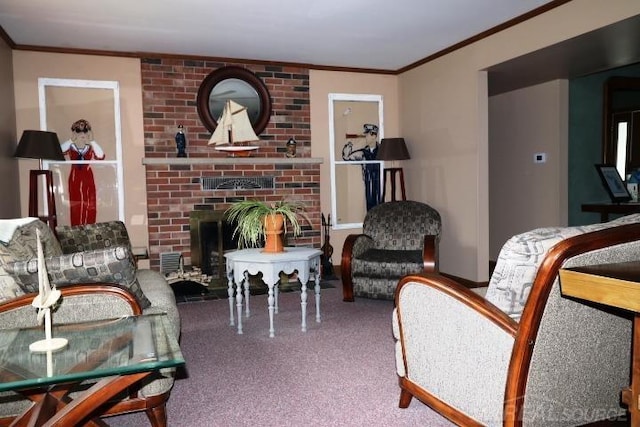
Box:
189;210;237;284
201;176;275;190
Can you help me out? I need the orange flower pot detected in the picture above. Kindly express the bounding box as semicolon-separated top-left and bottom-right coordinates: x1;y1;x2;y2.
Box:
263;213;285;253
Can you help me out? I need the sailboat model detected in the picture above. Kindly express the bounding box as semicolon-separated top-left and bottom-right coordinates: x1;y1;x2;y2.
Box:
208;99;260;157
29;229;67;353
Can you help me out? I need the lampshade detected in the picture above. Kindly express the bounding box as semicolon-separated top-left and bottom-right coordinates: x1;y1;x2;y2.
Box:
14;130;64;162
376;137;410;161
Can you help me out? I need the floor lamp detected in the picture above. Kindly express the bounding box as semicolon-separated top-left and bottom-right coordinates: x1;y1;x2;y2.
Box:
14;130;65;230
377;137;411;202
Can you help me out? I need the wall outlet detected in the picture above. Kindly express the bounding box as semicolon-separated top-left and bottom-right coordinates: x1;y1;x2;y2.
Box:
534;152;546;163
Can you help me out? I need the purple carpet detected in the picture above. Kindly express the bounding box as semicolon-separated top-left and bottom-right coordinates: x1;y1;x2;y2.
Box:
108;283;454;426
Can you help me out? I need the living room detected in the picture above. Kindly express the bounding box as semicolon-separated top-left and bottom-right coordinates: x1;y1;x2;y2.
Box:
1;1;640;425
0;1;638;287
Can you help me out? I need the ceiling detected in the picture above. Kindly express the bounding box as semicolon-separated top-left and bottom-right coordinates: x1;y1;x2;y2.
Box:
0;0;556;71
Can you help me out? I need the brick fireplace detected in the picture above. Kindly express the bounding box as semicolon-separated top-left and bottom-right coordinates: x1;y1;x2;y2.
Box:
142;157;321;270
140;58;321;270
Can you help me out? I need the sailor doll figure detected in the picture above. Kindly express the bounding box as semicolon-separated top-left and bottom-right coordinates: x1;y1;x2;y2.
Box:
175;124;187;157
286;137;297;158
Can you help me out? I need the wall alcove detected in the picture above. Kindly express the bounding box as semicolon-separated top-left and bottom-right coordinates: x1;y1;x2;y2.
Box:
603;76;640;178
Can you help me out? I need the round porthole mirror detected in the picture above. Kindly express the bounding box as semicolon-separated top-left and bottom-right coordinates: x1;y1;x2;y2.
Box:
196;66;272;135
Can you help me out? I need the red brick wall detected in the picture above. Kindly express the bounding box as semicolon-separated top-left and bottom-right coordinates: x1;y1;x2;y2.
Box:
140;58;320;269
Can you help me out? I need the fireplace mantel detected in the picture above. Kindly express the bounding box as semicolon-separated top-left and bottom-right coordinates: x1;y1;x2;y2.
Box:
141;157;324;166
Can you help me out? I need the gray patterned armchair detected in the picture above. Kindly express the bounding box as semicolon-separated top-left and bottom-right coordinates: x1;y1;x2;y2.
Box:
341;200;441;301
393;214;640;426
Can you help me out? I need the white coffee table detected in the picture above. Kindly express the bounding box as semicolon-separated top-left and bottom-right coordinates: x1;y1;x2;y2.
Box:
225;247;322;337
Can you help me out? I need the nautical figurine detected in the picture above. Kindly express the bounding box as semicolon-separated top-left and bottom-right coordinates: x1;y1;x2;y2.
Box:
176;124;187;157
286;137;297;158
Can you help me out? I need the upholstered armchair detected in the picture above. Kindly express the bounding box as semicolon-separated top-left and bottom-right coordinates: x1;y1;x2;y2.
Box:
393;214;640;426
341;200;441;302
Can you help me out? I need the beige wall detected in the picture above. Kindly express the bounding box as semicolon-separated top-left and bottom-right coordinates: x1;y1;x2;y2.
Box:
0;38;20;218
310;70;399;256
12;52;149;250
489;80;568;260
7;0;640;280
399;0;640;281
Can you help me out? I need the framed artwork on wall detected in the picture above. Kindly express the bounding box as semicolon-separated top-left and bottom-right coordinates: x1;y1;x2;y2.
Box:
595;163;631;203
328;93;384;230
39;78;124;226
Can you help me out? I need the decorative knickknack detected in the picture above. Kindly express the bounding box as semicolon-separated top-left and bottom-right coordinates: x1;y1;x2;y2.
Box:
30;229;67;353
175;124;187;157
225;199;308;253
263;213;285;253
208;100;260;157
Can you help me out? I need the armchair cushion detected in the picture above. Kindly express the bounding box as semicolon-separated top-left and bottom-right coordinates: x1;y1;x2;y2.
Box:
485;213;640;321
353;249;423;278
5;246;151;309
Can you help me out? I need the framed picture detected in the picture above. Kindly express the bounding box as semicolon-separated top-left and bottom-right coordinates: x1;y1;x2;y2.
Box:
328;93;384;229
38;78;124;226
595;164;631;203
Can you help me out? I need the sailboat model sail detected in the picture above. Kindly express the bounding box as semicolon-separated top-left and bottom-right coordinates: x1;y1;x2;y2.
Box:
29;228;67;353
208;100;260;156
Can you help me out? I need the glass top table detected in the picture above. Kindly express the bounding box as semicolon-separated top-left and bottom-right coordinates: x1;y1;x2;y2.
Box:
0;313;184;426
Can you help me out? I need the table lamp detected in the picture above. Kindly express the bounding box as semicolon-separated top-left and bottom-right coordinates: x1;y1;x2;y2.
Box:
377;137;410;202
14;130;65;230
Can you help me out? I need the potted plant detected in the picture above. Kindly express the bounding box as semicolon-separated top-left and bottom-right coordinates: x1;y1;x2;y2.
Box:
225;199;309;253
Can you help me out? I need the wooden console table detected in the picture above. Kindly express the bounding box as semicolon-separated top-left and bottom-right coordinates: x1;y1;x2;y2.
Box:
559;262;640;425
581;202;640;222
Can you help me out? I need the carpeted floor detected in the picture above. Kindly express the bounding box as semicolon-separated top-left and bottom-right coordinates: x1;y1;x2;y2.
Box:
107;283;454;426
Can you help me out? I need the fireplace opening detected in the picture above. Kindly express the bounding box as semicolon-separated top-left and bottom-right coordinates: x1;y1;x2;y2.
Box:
189;210;238;285
200;220;237;276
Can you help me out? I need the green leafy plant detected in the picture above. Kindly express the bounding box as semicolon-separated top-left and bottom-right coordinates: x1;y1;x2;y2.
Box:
225;199;309;249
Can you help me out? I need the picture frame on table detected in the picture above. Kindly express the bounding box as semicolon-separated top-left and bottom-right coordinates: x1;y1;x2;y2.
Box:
595;164;632;203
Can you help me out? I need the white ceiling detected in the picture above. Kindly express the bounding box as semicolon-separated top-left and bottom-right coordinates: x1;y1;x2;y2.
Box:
0;0;555;71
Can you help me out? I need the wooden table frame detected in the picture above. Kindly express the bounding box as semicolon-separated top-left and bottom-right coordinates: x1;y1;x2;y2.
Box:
559;261;640;425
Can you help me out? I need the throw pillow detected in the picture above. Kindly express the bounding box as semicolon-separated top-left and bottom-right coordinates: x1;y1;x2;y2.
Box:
56;221;132;253
0;219;61;303
485;213;640;321
6;246;151;309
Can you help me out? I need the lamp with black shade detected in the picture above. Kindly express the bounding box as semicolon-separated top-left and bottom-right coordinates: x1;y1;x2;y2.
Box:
376;137;410;202
14;130;65;230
